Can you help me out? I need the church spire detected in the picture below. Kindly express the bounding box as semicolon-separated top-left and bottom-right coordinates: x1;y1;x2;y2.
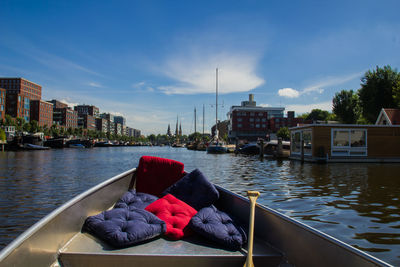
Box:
167;124;171;136
175;116;179;136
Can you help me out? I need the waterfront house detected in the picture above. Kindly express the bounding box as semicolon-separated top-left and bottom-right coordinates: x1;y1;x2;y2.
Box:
289;124;400;162
375;108;400;125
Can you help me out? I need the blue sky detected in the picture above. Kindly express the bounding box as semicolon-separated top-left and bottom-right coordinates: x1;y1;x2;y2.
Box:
1;1;399;135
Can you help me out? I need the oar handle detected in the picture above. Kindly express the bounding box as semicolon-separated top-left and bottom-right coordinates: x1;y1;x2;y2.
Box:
244;190;260;267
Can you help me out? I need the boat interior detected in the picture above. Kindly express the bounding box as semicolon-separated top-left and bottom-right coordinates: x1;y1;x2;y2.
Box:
58;173;284;267
0;163;390;267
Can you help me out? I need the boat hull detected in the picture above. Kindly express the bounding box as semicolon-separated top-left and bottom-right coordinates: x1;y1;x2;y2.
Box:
0;169;391;267
206;145;228;154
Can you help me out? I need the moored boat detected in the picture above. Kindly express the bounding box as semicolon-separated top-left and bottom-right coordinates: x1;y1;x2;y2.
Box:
68;143;85;148
0;156;392;267
23;143;50;150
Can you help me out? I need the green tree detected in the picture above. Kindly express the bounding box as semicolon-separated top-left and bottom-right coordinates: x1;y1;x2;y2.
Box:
0;128;6;141
188;132;202;141
29;120;40;133
4;115;15;126
148;134;156;143
15;117;25;131
305;109;331;121
277;127;290;140
332;90;360;124
358;65;400;123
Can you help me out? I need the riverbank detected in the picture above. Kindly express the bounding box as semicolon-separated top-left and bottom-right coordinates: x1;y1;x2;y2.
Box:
0;146;399;265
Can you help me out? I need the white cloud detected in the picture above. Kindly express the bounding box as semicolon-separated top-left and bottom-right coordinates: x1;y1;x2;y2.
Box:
59;99;79;108
157;52;265;95
132;81;145;88
259;103;270;107
87;82;102;88
278;88;300;98
286;101;332;114
278;72;362;98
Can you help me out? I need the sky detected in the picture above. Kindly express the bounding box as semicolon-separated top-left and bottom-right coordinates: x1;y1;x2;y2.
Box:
1;0;399;135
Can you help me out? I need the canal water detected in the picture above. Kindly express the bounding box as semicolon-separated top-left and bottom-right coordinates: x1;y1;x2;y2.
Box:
0;146;399;265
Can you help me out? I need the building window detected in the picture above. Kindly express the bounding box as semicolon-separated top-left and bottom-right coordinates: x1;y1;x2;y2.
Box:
291;129;312;155
258;112;263;116
249;118;254;122
256;124;260;128
331;129;367;156
250;112;255;116
262;118;266;122
237;118;242;122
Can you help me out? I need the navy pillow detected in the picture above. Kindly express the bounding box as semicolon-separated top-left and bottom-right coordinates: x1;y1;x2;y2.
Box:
163;169;219;210
114;189;158;210
189;205;247;251
82;208;166;248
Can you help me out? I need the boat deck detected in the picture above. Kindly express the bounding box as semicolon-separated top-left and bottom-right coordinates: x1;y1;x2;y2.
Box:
59;231;283;267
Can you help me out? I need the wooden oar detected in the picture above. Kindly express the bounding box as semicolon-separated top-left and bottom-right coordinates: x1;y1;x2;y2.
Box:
243;190;260;267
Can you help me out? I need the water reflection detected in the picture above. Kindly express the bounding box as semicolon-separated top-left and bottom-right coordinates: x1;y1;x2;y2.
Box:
0;147;399;265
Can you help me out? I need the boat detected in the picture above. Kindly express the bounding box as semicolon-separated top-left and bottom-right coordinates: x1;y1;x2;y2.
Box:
66;139;94;148
235;143;260;155
206;140;228;153
0;156;391;267
94;141;113;147
44;137;66;148
68;143;85;148
23;143;50;150
264;139;291;158
207;68;228;154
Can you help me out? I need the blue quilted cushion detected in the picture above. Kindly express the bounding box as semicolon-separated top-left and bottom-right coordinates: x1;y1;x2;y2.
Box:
82;208;166;248
163;169;219;210
114;189;158;210
189;205;247;250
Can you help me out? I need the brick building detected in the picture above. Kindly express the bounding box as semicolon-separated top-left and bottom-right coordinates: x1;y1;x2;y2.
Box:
114;122;122;136
53;107;78;129
269;111;304;132
0;88;5;120
96;118;108;133
227;94;284;142
114;115;126;126
74;105;99;118
30;100;53;127
77;114;96;130
48;99;68;109
0;78;42;122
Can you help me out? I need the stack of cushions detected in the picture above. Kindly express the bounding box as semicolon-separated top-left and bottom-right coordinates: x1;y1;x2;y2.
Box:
83;156;246;250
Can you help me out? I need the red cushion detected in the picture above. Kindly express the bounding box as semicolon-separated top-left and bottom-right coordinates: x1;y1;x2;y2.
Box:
145;194;197;240
135;156;185;197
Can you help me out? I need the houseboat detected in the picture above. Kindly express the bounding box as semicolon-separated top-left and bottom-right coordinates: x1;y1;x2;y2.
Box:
289;124;400;163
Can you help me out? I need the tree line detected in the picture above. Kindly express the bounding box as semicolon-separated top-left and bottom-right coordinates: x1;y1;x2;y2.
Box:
333;65;400;124
0;114;143;142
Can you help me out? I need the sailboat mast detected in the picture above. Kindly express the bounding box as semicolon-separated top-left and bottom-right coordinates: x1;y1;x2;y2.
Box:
203;104;205;137
194;107;197;133
216;68;218;137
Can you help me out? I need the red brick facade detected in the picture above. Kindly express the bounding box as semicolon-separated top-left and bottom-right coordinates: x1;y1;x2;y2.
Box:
0;78;42;121
53;108;78;128
30;100;53;127
0;88;5;120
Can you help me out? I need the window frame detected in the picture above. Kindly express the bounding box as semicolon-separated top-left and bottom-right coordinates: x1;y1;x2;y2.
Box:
331;128;368;157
